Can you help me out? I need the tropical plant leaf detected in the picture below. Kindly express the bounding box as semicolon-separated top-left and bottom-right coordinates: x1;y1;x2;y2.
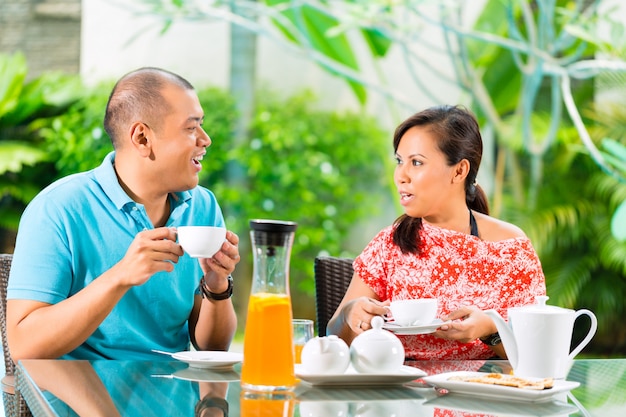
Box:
602;138;626;163
265;1;366;103
3;72;83;126
612;201;626;241
0;141;48;174
0;175;41;203
361;27;391;58
0;52;27;120
467;0;522;117
543;254;594;308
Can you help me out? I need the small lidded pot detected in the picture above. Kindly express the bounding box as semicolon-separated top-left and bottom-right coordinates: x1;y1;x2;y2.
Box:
350;316;405;373
301;335;351;374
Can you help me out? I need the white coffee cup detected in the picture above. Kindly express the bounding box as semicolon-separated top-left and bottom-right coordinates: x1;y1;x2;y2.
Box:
389;298;438;326
177;226;226;258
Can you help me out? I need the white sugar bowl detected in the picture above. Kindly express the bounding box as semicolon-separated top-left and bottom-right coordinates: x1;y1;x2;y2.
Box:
350;316;405;373
301;335;351;374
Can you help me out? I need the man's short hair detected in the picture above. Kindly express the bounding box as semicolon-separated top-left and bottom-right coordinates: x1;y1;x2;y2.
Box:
103;67;194;148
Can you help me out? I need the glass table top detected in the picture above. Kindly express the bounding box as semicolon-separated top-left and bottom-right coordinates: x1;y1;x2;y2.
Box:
15;358;626;417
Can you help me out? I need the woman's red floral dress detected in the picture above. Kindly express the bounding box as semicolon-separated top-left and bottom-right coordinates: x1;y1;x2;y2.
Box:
354;223;546;360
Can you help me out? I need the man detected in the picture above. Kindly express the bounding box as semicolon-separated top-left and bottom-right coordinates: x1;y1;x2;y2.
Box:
7;67;239;361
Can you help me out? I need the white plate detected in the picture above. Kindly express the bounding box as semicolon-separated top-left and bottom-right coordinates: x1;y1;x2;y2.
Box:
382;319;451;335
170;351;243;370
423;394;579;416
295;364;426;387
422;371;580;403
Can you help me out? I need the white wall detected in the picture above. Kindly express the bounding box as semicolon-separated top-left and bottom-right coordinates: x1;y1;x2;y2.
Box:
81;0;469;130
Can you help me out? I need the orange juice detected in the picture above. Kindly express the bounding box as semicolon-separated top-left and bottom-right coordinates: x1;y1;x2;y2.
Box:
240;391;294;417
294;344;304;364
241;293;295;389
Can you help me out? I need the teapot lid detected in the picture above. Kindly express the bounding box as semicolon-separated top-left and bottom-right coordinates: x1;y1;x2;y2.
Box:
510;296;573;314
353;316;401;343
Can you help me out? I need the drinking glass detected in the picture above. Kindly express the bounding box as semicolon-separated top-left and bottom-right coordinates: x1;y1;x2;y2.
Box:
292;319;314;364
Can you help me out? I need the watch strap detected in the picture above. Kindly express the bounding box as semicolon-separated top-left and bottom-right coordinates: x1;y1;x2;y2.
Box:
479;332;502;346
200;275;233;300
195;397;229;416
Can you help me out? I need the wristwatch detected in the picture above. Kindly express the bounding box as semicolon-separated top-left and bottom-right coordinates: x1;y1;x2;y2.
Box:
200;275;233;300
479;332;502;346
195;397;229;416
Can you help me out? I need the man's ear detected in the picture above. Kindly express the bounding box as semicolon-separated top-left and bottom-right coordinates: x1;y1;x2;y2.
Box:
452;159;470;184
129;122;152;157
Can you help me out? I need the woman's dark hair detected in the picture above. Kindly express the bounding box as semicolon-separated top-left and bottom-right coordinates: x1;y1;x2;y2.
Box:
392;105;489;254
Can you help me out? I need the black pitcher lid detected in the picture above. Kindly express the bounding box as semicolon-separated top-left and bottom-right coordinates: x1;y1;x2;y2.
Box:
249;219;298;233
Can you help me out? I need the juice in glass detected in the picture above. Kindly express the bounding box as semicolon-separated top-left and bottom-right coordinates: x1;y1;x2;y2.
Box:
241;293;295;390
294;344;304;364
240;391;295;417
291;319;313;364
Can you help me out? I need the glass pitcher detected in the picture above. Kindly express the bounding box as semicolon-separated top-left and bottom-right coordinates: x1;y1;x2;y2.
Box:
240;391;295;417
241;219;297;391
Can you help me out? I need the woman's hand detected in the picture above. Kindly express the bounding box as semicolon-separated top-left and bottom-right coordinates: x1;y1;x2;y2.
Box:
342;297;389;333
326;272;386;345
433;305;498;343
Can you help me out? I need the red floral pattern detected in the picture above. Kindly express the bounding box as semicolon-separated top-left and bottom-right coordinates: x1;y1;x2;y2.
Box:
354;223;546;360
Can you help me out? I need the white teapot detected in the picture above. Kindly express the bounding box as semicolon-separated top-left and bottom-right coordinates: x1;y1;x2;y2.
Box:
485;296;597;379
350;316;405;373
301;335;351;374
299;401;348;417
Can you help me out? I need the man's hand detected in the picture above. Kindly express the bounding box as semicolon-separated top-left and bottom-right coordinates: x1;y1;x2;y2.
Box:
199;230;240;293
114;227;183;288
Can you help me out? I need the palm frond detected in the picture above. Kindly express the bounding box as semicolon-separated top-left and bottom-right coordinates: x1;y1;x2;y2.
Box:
543;254;595;308
522;201;596;255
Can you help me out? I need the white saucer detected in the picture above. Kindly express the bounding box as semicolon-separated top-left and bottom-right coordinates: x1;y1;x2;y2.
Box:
422;371;580;403
382;319;451;335
295;364;426;387
171;367;241;382
170;351;243;370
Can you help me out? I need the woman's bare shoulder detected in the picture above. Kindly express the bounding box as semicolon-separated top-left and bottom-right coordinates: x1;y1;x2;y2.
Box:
474;212;527;242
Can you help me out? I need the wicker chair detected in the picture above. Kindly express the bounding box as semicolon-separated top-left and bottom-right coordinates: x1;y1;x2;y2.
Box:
1;254;32;417
313;256;354;336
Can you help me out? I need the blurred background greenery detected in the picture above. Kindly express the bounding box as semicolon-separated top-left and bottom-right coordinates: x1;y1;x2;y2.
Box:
1;0;625;356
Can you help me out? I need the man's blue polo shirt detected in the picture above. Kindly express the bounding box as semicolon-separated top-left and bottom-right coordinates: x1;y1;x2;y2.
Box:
8;152;226;360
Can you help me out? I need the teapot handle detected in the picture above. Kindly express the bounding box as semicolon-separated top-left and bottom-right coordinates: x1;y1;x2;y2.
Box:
568;309;598;359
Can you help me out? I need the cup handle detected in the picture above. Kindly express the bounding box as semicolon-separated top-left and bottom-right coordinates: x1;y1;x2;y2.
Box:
568;309;598;360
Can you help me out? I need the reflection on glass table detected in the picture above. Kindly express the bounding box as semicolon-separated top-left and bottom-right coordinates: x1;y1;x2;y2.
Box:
14;358;626;417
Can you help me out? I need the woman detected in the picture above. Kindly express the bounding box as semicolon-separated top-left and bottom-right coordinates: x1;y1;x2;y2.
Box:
327;105;546;360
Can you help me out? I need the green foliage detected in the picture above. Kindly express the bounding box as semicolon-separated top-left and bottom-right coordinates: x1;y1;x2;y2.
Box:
37;82;115;177
0;52;83;230
583;83;626;241
613;200;626;241
205;89;391;295
467;0;523;117
265;0;369;103
598;138;626;241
